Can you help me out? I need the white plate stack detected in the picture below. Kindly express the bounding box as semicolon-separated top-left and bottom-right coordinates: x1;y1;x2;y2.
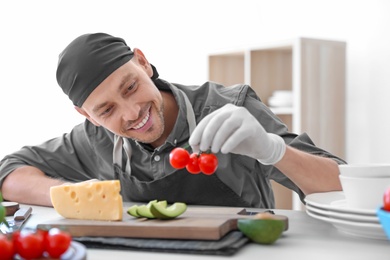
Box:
304;191;386;240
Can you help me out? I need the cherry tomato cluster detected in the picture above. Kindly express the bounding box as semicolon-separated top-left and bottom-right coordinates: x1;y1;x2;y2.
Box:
0;227;72;260
383;187;390;211
169;147;218;175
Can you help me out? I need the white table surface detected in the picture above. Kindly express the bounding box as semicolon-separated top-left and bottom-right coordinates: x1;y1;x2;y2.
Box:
21;204;390;260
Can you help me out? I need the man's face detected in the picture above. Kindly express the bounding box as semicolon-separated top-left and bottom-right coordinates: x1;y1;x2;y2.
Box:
78;54;165;145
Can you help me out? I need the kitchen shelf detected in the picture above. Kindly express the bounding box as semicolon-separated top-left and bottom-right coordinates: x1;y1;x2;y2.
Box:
208;37;346;210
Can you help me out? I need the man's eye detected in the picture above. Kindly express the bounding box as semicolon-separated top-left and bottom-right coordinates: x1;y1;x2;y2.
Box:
100;107;112;117
127;82;136;92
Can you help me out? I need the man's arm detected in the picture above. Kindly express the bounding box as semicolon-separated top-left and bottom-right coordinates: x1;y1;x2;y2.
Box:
2;166;65;206
274;146;342;195
0;121;115;206
189;103;344;196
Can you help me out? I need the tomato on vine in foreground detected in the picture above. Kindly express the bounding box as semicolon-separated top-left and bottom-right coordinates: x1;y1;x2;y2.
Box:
14;229;45;259
0;227;72;260
45;228;72;258
0;234;14;260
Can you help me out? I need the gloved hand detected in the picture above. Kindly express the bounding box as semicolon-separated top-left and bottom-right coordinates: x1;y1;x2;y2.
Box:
189;104;286;165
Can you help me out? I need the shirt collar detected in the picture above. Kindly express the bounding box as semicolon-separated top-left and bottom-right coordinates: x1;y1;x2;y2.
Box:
136;79;192;151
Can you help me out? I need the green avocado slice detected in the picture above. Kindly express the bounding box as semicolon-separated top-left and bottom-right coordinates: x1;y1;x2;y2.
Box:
135;200;168;219
127;205;140;217
136;205;155;218
150;202;187;219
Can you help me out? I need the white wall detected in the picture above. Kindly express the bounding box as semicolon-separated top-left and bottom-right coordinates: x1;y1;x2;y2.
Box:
1;0;389;164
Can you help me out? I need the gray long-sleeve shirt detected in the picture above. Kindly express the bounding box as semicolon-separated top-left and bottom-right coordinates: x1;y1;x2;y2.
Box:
0;80;346;207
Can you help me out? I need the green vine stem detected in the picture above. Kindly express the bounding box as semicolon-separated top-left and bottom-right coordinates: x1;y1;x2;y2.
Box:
0;191;10;228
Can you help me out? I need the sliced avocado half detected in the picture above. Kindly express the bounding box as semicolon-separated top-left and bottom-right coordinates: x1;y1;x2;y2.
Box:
150;202;187;220
136;205;155;218
127;205;140;217
237;218;285;244
135;200;167;219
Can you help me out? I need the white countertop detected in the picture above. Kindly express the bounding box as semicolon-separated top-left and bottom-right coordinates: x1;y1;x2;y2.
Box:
22;204;390;260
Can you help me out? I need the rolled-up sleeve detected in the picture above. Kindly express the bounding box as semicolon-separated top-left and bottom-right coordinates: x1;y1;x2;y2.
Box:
0;121;115;187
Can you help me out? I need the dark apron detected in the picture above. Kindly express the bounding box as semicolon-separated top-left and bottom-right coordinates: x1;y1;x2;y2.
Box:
112;90;253;207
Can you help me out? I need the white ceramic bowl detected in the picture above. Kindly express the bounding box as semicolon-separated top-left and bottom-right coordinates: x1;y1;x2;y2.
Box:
338;164;390;178
339;175;390;209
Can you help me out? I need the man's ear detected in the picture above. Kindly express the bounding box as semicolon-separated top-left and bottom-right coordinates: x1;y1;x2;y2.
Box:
74;106;101;126
133;48;153;77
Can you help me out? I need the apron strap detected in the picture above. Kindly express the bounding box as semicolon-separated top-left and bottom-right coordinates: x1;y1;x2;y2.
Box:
113;135;122;166
113;90;196;175
113;135;132;175
183;90;196;135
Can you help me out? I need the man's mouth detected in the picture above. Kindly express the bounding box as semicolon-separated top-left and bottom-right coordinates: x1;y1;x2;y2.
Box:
132;111;150;130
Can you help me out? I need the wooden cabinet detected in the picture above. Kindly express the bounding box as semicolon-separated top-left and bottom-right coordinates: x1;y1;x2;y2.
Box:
208;37;346;210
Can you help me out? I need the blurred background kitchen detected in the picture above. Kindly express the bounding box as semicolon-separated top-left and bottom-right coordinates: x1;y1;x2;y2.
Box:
1;0;389;166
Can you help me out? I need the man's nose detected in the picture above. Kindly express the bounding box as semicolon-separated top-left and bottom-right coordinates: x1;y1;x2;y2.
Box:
120;101;140;122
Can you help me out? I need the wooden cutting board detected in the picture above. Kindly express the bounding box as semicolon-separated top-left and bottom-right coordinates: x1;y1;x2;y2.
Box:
37;207;288;240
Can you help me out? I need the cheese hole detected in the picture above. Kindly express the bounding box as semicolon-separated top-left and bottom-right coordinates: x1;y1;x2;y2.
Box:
64;187;70;192
102;194;106;199
87;192;92;200
96;184;102;192
70;191;76;199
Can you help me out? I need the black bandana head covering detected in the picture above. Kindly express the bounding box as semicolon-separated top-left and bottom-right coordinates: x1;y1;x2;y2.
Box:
56;33;134;107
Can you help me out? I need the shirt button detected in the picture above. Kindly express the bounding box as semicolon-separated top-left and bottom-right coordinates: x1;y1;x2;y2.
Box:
154;155;161;162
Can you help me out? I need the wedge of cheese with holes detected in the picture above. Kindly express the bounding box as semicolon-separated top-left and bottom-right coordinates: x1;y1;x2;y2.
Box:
50;180;123;221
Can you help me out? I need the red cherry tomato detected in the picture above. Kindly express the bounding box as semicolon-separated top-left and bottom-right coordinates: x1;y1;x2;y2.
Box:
12;230;20;246
186;153;201;174
15;229;45;259
199;153;218;175
169;147;190;169
45;228;72;258
0;234;14;260
383;187;390;211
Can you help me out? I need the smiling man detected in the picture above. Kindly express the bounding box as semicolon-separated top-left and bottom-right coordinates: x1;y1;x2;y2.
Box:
75;53;170;147
0;33;345;208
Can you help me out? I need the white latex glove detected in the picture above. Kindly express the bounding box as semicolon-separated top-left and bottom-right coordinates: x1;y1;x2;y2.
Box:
189;104;286;165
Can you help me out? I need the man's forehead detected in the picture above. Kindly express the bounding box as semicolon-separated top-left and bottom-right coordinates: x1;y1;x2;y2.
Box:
86;65;136;111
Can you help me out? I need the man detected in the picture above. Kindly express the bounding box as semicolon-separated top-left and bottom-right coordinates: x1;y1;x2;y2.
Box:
0;33;345;208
